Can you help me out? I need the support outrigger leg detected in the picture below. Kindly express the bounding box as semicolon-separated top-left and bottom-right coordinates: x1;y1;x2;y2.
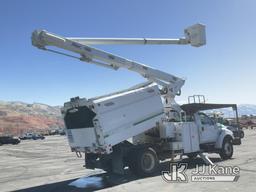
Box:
199;152;214;165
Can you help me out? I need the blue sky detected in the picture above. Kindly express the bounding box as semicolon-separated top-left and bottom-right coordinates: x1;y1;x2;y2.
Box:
1;0;255;105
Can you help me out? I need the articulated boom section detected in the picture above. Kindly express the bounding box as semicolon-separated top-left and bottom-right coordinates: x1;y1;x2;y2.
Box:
32;23;205;99
32;30;184;98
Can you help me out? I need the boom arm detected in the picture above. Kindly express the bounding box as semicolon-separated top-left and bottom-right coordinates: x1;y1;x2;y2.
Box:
67;24;205;47
31;24;205;98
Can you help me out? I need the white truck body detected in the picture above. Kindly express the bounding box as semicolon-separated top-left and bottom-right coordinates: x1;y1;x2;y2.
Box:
32;25;236;175
62;85;234;157
62;83;164;154
157;122;200;153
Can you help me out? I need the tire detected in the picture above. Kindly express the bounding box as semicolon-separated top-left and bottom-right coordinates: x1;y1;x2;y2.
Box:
128;147;159;177
187;153;198;159
240;131;244;139
219;137;233;160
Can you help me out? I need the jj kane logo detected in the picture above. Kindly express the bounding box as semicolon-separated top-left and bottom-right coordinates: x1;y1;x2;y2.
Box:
162;163;240;183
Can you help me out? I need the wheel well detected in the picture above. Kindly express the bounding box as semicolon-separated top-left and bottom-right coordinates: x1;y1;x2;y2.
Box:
224;135;233;143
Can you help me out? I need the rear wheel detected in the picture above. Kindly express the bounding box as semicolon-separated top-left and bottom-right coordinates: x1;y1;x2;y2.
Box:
219;137;233;160
128;147;159;177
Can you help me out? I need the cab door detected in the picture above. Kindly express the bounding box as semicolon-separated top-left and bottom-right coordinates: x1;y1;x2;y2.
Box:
198;113;219;143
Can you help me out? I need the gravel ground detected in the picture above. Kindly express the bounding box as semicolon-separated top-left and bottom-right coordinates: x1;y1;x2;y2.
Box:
0;130;256;192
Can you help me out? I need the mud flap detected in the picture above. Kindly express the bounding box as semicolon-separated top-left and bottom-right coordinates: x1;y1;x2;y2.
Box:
111;148;125;175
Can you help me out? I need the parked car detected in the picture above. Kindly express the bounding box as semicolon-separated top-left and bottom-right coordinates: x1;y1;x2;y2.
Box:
226;125;244;138
58;129;66;135
49;129;58;135
19;133;34;140
215;123;243;145
221;119;245;138
32;134;45;140
20;133;45;140
0;136;20;145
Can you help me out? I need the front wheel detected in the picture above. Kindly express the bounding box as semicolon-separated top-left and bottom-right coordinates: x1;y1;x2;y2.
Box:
240;131;244;138
219;137;233;160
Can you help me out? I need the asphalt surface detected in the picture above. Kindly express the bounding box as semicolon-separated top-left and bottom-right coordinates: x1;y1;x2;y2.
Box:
0;130;256;192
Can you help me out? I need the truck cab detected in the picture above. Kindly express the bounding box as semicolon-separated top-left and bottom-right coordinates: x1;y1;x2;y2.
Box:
181;103;237;160
195;112;233;144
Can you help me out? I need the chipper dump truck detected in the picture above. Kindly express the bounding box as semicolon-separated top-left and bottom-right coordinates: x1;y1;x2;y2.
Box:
32;24;235;176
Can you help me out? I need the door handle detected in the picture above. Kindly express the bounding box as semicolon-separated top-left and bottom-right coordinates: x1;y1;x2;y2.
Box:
202;127;204;131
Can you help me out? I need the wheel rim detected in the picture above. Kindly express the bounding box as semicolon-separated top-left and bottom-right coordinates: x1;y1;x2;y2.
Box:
142;153;155;172
224;142;232;155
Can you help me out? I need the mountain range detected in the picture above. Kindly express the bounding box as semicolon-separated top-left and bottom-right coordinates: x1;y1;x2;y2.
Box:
0;101;64;135
0;101;255;136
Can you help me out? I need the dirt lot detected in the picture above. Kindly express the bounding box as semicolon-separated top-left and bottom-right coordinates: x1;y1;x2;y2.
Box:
1;130;256;192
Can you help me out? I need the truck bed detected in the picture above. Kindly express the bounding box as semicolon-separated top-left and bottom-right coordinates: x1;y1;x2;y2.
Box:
62;83;164;154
